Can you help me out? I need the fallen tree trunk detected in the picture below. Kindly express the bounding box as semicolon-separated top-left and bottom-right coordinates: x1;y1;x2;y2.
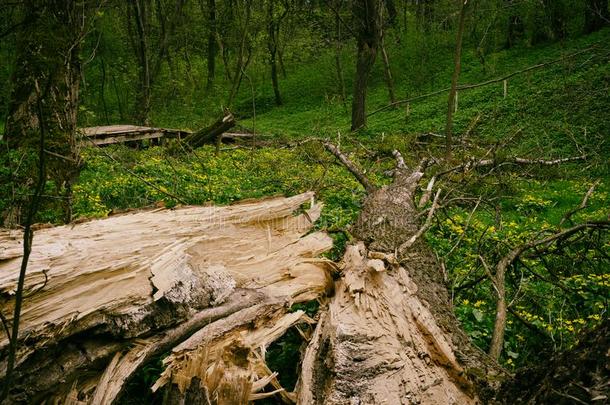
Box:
297;146;508;404
0;192;333;403
184;112;237;147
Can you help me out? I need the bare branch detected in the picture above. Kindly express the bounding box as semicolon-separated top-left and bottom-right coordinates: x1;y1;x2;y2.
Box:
368;46;599;117
487;220;610;359
418;176;436;208
399;189;441;254
436;154;587;178
559;180;599;227
324;142;376;193
392;149;407;170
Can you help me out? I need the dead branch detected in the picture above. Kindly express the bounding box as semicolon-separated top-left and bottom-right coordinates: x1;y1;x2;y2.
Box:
392;149;407;170
487;220;610;359
398;189;442;254
324;142;375;193
559;180;599;227
435;154;587;178
184;111;236;148
418;176;437;208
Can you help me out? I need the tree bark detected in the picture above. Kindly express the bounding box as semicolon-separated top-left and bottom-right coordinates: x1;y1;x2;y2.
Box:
3;0;84;226
351;0;381;131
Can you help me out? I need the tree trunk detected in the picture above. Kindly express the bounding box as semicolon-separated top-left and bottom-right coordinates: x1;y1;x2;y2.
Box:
226;6;252;108
2;153;605;402
333;3;347;102
380;30;397;104
351;0;381;131
445;0;467;160
100;58;110;125
267;0;283;106
184;111;236;147
298;147;506;404
3;0;84;226
0;193;333;403
132;0;151;125
206;0;218;91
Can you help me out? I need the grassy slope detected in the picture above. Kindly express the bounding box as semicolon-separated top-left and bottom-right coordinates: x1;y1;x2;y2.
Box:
242;27;610;157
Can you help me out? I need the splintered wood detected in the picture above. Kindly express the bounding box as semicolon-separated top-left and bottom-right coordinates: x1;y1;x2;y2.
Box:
298;243;478;405
0;192;333;403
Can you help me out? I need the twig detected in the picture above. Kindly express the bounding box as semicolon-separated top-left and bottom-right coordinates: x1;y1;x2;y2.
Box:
446;197;481;257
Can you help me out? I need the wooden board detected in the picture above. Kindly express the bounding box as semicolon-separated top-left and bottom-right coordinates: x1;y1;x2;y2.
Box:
80;125;192;145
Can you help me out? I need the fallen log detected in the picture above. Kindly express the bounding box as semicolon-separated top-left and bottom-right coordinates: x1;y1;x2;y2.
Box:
0;192;333;403
296;144;508;404
184;112;237;147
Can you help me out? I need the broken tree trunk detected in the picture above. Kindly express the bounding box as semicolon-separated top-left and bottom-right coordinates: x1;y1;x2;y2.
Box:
297;146;507;404
184;112;237;148
0;192;333;403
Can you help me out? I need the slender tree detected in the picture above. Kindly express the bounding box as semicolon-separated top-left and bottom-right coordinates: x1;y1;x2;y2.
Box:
351;0;381;131
129;0;186;124
131;0;152;125
205;0;217;91
226;2;253;107
445;0;468;160
266;0;289;106
333;0;347;102
379;9;396;104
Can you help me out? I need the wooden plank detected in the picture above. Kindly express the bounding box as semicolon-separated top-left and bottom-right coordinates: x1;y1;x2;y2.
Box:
79;125;193;145
86;131;166;145
82;125;156;137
